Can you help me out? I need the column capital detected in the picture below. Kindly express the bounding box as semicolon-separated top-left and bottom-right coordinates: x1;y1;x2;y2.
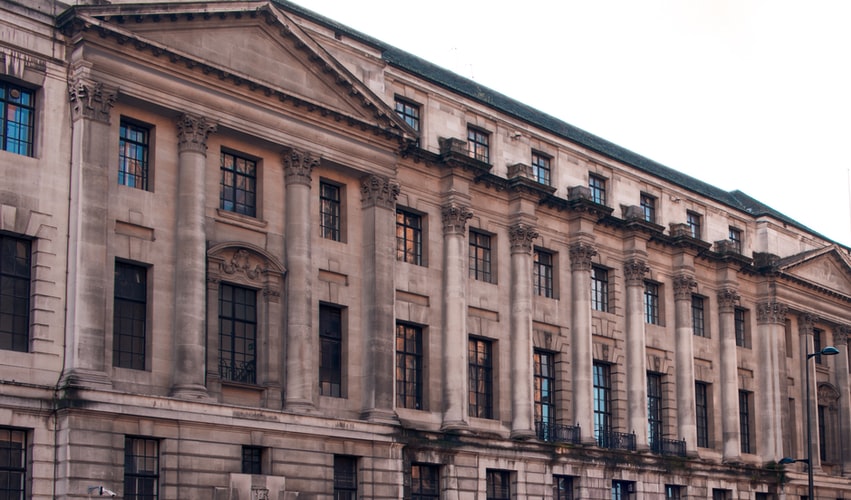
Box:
360;174;400;210
441;204;473;235
176;113;217;154
798;313;819;336
756;300;788;325
623;258;648;285
672;274;697;300
716;287;740;312
569;242;597;271
509;223;538;254
282;147;320;186
833;325;850;346
69;77;116;124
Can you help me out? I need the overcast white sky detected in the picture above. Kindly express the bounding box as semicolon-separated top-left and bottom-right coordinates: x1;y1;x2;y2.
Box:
292;0;851;246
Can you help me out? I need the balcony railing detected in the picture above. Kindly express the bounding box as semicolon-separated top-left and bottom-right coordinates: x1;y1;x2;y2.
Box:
651;437;687;457
535;421;581;444
596;430;636;451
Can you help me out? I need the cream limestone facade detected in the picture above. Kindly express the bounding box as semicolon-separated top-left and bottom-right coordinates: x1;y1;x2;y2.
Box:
1;0;851;498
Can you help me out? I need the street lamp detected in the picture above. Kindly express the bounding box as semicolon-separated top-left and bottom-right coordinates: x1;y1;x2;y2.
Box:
780;345;840;500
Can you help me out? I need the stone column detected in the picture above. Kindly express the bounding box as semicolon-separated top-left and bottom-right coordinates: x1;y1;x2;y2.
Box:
360;174;400;423
508;223;538;439
170;113;216;399
798;313;821;469
673;274;698;454
62;76;117;389
717;287;741;460
833;325;851;472
755;300;788;462
624;258;649;450
283;148;320;411
569;242;596;444
440;204;473;431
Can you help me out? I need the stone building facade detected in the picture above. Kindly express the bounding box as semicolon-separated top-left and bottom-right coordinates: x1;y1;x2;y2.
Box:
1;0;850;498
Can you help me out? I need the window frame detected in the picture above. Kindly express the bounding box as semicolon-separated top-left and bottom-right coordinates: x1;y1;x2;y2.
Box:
647;372;663;452
533;248;555;298
734;307;749;348
241;445;263;475
0;234;31;353
124;436;159;500
593;362;612;446
320;303;345;398
320;180;343;242
728;226;743;253
113;260;148;370
396;208;424;266
813;328;824;364
553;475;574;500
589;174;607;205
0;427;27;500
640;193;656;223
531;151;552;185
468;336;494;419
695;381;710;448
611;480;635;500
218;283;258;385
396;322;424;410
0;80;35;157
739;390;753;454
220;149;258;218
469;229;494;283
665;485;683;499
118;119;152;191
686;211;702;239
485;469;511;500
644;281;661;325
591;265;609;312
333;455;358;500
692;294;706;337
534;349;556;434
467;126;490;163
410;463;439;500
394;96;421;133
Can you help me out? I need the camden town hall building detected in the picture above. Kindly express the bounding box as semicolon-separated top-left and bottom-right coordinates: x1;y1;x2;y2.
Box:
1;0;851;498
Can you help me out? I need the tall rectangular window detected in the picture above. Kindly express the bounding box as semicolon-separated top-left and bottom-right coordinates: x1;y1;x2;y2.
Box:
241;446;263;475
640;193;656;223
396;209;423;265
647;372;663;452
113;262;147;370
219;284;257;384
534;249;554;298
589;174;607;205
818;405;827;462
468;337;494;419
119;121;150;190
739;390;753;453
665;485;682;499
320;304;343;397
644;281;660;325
320;181;342;241
485;470;510;500
411;463;439;500
534;350;556;437
1;81;35;157
593;362;612;446
531;151;551;185
692;295;705;337
813;328;823;364
687;211;702;239
712;489;730;500
467;126;490;163
0;235;30;352
469;230;493;283
728;227;743;253
611;480;634;500
220;151;257;217
735;308;749;347
396;323;423;410
0;427;26;500
124;437;159;500
695;382;710;448
394;97;420;132
553;475;574;500
333;455;357;500
591;266;609;312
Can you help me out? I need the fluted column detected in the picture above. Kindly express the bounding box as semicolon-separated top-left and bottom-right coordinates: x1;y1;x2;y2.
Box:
62;75;117;389
569;242;597;444
833;326;851;471
508;223;538;439
798;313;821;469
440;204;473;431
624;258;649;450
170;113;217;399
755;300;788;461
360;175;400;422
673;274;698;454
283;149;320;411
718;287;741;460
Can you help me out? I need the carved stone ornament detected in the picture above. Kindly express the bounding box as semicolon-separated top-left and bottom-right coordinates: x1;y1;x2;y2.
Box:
817;383;840;407
569;242;597;271
282;148;320;186
508;224;539;253
221;249;263;281
69;77;116;123
361;174;400;210
834;325;850;346
441;204;473;235
797;313;819;337
623;258;649;285
672;274;697;300
176;113;216;154
756;300;788;325
716;287;740;311
251;488;270;500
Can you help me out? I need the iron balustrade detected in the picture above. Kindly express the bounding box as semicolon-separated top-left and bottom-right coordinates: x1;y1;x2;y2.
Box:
535;421;581;444
219;359;256;384
651;437;687;457
596;430;636;451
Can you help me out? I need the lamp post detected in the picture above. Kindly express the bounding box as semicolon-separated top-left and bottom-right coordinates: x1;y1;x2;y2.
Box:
781;345;840;500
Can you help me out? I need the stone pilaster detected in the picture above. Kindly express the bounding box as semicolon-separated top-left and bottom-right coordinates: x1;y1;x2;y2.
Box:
755;300;788;461
833;325;851;471
717;287;741;460
568;242;597;444
624;258;649;450
360;174;400;423
61;75;117;389
283;148;320;411
170;113;216;400
672;274;698;454
508;223;538;439
440;204;473;431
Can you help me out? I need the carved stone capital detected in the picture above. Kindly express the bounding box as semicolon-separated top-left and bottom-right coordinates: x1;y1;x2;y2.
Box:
623;258;649;285
69;77;116;123
509;224;538;253
833;325;850;346
569;242;597;271
176;113;216;154
798;313;819;337
756;300;788;325
672;274;697;300
360;174;400;210
716;287;740;312
441;204;473;235
282;148;320;186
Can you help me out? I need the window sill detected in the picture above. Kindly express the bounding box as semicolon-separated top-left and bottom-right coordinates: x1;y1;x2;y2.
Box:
215;208;268;229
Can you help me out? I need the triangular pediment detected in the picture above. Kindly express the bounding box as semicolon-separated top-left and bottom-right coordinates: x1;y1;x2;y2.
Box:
778;246;851;297
60;1;414;141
